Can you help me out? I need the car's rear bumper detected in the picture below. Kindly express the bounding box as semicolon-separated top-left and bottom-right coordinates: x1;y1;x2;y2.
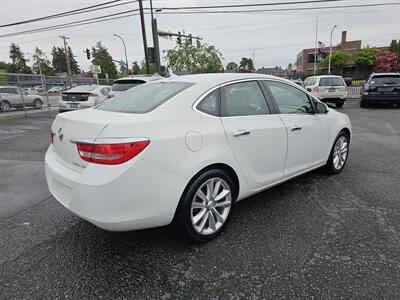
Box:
45;146;187;231
361;94;400;103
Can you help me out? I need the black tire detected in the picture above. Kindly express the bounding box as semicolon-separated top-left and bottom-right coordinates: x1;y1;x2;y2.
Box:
34;99;42;109
335;100;344;108
325;131;350;174
360;99;367;108
1;100;11;112
174;169;237;243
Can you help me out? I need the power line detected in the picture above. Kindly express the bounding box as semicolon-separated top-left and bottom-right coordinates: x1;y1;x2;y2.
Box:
155;2;400;14
0;0;129;28
0;10;140;38
0;0;353;29
1;2;398;38
155;0;347;10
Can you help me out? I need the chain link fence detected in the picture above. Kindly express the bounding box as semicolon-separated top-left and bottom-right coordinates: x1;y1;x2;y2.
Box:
0;72;115;115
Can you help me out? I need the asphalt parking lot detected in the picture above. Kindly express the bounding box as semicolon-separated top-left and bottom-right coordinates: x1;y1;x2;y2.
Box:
1;101;399;299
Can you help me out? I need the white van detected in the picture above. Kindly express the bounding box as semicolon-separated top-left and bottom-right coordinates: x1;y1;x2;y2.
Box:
304;75;347;108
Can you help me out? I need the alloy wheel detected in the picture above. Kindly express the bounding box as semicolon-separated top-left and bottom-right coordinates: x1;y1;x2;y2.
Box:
191;177;232;235
333;136;348;170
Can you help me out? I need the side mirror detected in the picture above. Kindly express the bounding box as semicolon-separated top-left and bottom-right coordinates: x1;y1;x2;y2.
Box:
306;88;312;92
315;102;328;114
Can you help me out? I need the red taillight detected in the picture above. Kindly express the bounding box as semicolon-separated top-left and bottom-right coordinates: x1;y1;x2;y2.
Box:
51;131;55;144
76;140;150;165
89;93;99;97
363;84;369;92
313;86;319;93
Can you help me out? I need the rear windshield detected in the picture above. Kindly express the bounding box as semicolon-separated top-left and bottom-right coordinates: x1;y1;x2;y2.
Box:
319;77;344;86
370;75;400;85
67;85;98;92
111;79;145;91
97;81;193;113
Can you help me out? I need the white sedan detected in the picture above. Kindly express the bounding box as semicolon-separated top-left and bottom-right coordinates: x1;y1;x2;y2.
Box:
58;85;111;112
45;73;351;242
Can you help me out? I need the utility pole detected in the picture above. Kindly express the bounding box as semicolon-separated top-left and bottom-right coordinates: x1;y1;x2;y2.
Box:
328;25;337;75
150;0;161;74
313;16;318;76
138;0;150;74
59;35;72;86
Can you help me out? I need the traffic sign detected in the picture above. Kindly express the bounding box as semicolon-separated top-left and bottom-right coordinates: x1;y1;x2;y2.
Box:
90;65;101;74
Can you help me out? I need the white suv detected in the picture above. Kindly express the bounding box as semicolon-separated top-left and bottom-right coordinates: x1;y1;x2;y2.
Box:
304;75;347;108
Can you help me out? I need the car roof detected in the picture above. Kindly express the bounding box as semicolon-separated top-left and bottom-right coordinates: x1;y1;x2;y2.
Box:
114;76;161;83
0;86;19;89
370;72;400;77
67;85;110;92
159;72;281;86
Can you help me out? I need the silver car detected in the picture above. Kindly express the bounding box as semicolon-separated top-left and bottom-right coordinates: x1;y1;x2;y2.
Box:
0;86;44;112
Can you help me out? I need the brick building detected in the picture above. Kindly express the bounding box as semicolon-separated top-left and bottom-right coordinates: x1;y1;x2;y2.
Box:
296;31;361;76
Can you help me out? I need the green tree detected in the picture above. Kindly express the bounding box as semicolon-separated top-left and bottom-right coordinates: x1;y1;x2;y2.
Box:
91;42;118;79
51;46;80;74
139;62;157;74
389;39;400;57
165;39;223;73
32;47;54;76
354;47;378;68
226;61;238;71
323;50;351;68
238;57;254;73
131;61;140;75
8;43;32;73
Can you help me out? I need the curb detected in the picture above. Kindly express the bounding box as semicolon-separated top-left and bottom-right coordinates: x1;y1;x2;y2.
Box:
0;106;58;120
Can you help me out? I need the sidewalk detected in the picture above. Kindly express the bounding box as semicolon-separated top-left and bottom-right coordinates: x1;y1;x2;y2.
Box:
0;106;58;120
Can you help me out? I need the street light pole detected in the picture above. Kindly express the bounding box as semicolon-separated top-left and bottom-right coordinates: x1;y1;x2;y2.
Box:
113;33;129;73
328;25;337;75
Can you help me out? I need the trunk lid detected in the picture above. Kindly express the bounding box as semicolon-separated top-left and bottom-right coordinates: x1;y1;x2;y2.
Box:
61;92;91;102
51;109;150;171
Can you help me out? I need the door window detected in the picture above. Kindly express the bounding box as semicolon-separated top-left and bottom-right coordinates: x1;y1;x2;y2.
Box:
222;81;269;117
264;81;313;114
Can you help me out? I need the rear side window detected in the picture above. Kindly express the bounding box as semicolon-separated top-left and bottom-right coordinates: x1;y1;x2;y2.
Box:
111;79;145;91
197;89;220;116
319;77;344;86
97;82;193;113
222;81;270;117
370;75;400;85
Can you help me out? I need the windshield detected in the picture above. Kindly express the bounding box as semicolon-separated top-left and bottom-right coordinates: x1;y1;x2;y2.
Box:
111;79;145;91
370;75;400;85
97;81;193;113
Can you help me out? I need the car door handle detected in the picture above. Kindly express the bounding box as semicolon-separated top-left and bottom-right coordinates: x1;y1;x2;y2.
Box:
233;130;251;137
291;126;302;132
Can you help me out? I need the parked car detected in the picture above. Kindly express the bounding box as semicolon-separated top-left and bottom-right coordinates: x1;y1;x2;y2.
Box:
304;75;347;108
108;76;161;97
46;73;351;242
48;86;64;93
58;85;111;112
0;86;43;111
290;79;303;87
360;73;400;107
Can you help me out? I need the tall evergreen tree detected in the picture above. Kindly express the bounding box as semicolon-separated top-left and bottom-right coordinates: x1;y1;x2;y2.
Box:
51;46;80;74
91;42;118;79
8;43;32;73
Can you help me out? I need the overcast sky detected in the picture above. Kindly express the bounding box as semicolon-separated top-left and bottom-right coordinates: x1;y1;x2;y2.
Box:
0;0;399;73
